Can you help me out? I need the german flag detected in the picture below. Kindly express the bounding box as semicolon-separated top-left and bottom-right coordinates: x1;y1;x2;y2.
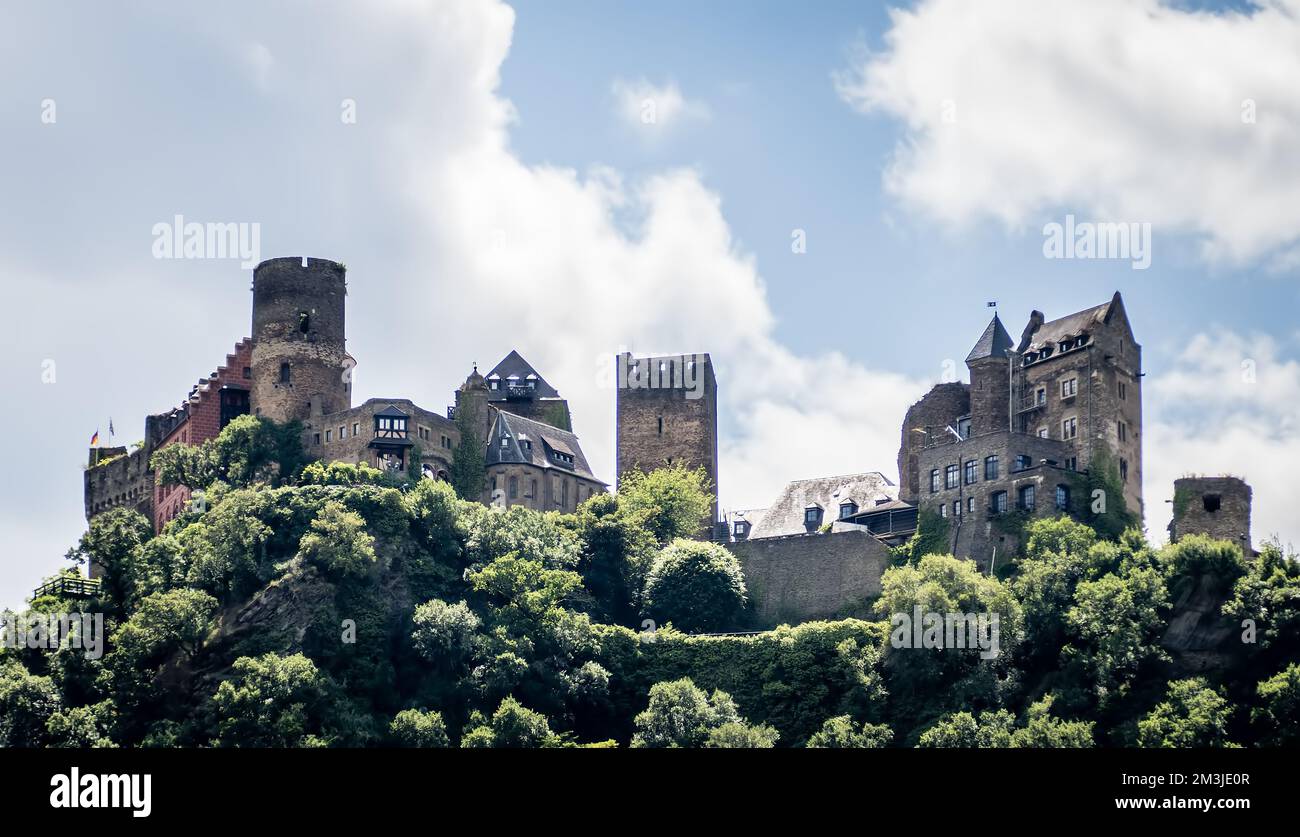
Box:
90;430;99;447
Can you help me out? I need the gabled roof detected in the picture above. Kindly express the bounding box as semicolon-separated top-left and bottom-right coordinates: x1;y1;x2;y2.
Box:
484;350;560;400
1020;292;1129;354
748;472;898;539
485;409;603;484
966;314;1014;363
374;404;410;418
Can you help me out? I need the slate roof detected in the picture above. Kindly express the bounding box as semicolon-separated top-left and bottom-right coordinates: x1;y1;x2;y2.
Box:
485;409;603;484
966;314;1014;363
747;472;898;539
484;350;560;400
1020;293;1124;354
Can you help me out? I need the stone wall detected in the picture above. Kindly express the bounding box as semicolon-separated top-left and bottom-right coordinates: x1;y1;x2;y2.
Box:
897;383;970;503
729;530;892;626
1171;476;1253;555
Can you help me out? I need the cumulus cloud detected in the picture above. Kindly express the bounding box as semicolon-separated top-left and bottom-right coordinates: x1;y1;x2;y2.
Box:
836;0;1300;265
0;0;926;605
610;77;709;133
1144;328;1300;548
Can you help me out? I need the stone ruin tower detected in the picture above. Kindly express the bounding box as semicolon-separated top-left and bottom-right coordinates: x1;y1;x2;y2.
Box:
1169;476;1254;556
250;257;352;423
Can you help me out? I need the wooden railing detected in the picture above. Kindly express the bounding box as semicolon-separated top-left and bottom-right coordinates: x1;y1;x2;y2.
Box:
32;576;102;600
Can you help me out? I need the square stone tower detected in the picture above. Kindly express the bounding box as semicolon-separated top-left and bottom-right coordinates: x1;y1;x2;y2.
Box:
615;352;719;525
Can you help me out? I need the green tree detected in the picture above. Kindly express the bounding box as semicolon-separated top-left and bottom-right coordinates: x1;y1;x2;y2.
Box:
1137;678;1238;748
297;500;377;578
460;696;557;748
1251;663;1300;747
389;708;450;747
917;709;1015;748
806;716;893;748
46;701;118;748
574;492;659;625
411;599;480;664
1064;567;1170;703
66;507;154;611
1011;696;1095;748
631;678;754;748
705;721;779;748
0;660;60;747
616;465;713;545
1224;541;1300;652
643;539;747;633
212;652;333;748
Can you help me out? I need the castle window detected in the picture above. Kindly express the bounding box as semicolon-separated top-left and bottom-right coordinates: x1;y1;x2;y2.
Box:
734;521;749;538
529;479;537;498
279;363;291;384
1018;484;1035;511
945;465;959;490
1014;454;1032;471
1118;381;1127;401
1065;457;1077;471
984;455;999;480
243;366;251;379
967;496;975;514
353;422;360;437
314;433;321;445
990;491;1008;514
1055;485;1070;510
1062;417;1077;440
930;469;940;493
953;500;961;519
805;506;823;526
1203;494;1221;513
1061;378;1077;399
1120;458;1129;483
657;416;663;435
1118;421;1127;442
839;501;858;519
509;476;518;499
298;311;310;334
561;480;569;510
1037;427;1048;439
939;504;948;519
1036;387;1046;405
325;430;332;442
957;417;971;439
501;437;509;448
964;460;977;484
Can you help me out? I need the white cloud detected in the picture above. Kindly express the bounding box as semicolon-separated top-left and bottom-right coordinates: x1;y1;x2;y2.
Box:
836;0;1300;265
611;77;709;133
1144;328;1300;549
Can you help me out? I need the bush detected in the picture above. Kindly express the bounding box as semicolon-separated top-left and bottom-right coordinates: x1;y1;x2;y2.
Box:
643;540;747;633
389;709;450;747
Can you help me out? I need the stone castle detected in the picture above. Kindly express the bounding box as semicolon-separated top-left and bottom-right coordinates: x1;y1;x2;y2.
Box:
82;265;1253;621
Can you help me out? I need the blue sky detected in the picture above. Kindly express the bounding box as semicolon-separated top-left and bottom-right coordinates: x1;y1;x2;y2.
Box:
2;0;1298;609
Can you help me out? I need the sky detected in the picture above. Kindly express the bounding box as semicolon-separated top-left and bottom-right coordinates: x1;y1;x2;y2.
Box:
3;0;1299;609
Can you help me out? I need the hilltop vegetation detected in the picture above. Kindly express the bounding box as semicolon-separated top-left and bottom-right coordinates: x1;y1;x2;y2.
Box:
3;416;1298;748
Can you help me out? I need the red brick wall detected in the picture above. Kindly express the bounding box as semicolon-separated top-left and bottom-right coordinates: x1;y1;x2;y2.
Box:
153;338;252;531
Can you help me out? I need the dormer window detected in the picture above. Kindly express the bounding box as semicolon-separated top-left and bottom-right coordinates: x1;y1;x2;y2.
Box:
501;437;509;448
804;505;824;530
734;521;749;538
839;501;858;519
374;409;409;438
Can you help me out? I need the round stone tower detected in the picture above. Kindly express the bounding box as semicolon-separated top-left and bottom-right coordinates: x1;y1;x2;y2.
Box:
250;257;350;423
1169;476;1253;556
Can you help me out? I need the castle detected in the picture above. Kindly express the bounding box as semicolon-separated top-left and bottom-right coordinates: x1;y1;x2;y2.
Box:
83;267;1254;619
84;257;610;549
